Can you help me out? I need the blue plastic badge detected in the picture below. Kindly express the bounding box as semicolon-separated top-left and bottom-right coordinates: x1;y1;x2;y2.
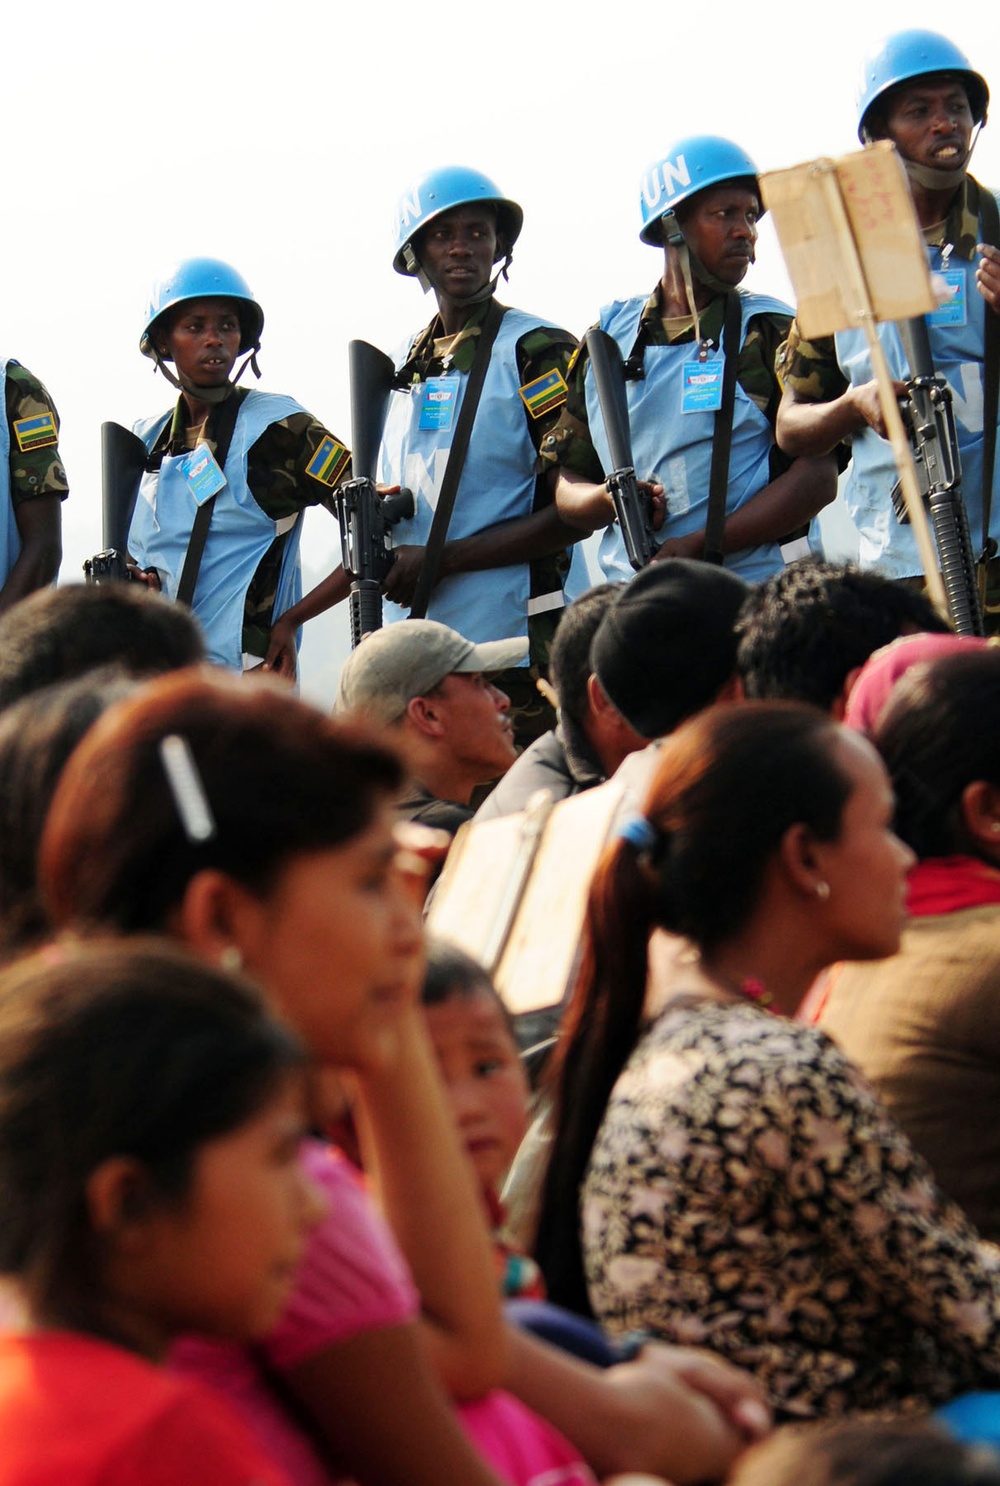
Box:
681;358;724;413
928;269;967;328
419;377;458;431
177;443;226;504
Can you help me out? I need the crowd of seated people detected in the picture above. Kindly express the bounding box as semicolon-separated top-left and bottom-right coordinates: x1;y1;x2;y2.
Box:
0;558;997;1484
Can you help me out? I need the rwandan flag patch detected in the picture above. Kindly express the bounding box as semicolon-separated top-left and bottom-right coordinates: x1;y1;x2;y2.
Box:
519;368;568;419
14;412;58;452
306;437;350;487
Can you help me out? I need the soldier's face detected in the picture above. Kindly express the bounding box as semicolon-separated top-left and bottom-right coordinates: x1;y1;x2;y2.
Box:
881;77;974;174
160;298;242;388
677;184;759;286
416;205;499;302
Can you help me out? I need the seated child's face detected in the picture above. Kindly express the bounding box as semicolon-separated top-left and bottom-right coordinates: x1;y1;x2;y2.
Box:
424;988;530;1193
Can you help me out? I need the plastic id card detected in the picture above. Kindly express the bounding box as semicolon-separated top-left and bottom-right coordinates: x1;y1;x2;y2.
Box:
681;359;724;413
176;443;226;504
419;377;458;431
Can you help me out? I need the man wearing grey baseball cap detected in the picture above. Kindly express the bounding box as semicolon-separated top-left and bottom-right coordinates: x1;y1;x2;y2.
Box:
336;619;525;834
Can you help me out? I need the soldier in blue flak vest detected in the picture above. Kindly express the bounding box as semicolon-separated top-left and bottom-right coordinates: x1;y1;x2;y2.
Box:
273;168;580;746
129;257;346;677
546;134;838;582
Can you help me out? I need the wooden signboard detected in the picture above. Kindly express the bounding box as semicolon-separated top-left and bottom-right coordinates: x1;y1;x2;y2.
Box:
761;141;936;339
760;141;947;615
428;747;661;1016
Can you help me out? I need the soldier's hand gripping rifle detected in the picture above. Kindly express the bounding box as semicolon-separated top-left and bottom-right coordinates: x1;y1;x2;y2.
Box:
891;316;985;636
584;328;657;571
83;422;149;583
337;340;415;648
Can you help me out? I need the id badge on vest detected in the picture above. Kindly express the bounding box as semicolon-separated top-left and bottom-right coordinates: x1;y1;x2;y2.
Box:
928;269;967;328
175;442;227;504
419;376;458;432
681;357;724;413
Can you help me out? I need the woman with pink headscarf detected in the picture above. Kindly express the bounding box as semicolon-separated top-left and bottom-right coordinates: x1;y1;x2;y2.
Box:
821;648;1000;1241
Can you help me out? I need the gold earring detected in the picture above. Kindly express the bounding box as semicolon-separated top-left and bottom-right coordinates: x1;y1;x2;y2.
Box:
815;880;830;901
220;945;243;973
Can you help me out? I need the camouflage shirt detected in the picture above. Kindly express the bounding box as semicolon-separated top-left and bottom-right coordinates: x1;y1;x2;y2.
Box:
148;387;347;659
538;284;792;480
6;361;68;506
398;298;578;674
778;175;988;402
398;297;577;455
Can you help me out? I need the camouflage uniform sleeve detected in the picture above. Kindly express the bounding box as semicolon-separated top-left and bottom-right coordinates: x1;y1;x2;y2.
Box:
776;319;849;402
241;410;349;661
245;411;350;521
514;326;578;456
740;311;792;425
5;362;69;505
537;333;606;483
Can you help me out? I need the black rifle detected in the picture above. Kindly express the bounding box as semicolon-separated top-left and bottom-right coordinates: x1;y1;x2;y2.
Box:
337;340;414;648
892;317;985;636
584;328;656;571
84;422;149;583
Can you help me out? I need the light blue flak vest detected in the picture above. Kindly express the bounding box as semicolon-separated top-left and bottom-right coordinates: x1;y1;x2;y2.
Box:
129;390;306;672
0;359;19;590
586;289;791;584
379;308;565;654
835;222;1000;578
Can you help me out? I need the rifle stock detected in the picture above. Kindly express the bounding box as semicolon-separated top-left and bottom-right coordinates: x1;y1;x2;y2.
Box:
893;317;985;636
584;328;656;571
338;341;414;648
84;421;149;584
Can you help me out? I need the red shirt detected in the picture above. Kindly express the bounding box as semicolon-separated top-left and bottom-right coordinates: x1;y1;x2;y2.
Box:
0;1331;291;1485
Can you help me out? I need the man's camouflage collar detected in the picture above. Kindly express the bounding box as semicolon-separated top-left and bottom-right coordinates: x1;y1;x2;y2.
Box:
401;299;495;382
161;385;244;454
637;281;729;347
923;175;982;261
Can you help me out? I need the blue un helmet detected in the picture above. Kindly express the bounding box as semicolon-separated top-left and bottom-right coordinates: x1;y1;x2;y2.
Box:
392;166;524;276
140;258;265;360
857;31;989;142
639;135;761;246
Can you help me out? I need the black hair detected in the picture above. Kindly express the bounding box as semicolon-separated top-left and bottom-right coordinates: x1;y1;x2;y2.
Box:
0;585;205;713
0;938;302;1333
736;560;950;712
875;649;1000;858
0;669;136;960
422;939;516;1039
548;584;623;735
730;1419;1000;1486
40;669;404;935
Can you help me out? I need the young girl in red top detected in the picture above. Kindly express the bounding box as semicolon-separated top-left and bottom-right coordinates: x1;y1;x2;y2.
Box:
0;938;322;1485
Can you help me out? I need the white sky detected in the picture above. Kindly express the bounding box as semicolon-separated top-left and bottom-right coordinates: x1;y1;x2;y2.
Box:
4;0;997;703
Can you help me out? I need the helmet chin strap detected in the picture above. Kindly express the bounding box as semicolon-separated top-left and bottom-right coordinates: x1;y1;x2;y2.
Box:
152;348;261;403
874;120;983;194
404;240;513;302
447;269;503;308
661;211;742;343
903;154;974;195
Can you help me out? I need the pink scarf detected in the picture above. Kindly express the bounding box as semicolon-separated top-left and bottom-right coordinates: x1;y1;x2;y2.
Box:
905;855;1000;917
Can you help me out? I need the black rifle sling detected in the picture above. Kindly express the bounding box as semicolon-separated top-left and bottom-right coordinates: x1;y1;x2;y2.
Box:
703;290;742;566
973;178;1000;559
176;391;244;609
408;299;508;621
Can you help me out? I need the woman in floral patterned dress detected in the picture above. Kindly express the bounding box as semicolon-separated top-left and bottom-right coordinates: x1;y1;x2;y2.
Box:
535;702;1000;1419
